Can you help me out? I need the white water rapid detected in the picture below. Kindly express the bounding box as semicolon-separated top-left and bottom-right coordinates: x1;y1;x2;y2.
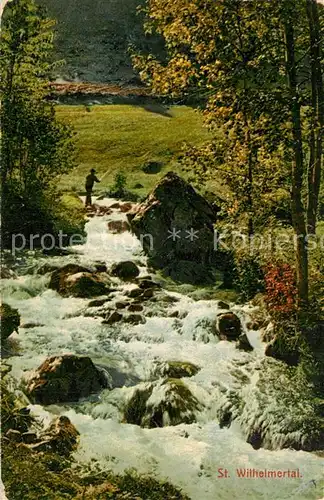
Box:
2;198;323;500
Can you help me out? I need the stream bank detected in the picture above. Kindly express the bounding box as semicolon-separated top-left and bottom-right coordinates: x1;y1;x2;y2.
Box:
1;197;324;500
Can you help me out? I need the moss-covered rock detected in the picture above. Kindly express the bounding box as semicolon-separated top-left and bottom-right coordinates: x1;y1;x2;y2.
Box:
103;311;123;324
124;378;201;428
217;301;230;310
155;361;200;379
127;303;144;312
124;313;146;324
26;355;107;404
0;303;20;340
1;370;33;434
49;264;111;297
88;297;111;308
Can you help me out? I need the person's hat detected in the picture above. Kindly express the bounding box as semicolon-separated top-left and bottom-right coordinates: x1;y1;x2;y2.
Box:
91;168;96;173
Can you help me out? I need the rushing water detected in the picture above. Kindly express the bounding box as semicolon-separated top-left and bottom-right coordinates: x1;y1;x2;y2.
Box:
2;199;324;500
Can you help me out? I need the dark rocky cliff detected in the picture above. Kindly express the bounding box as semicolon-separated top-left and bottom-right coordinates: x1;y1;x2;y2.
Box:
37;0;162;84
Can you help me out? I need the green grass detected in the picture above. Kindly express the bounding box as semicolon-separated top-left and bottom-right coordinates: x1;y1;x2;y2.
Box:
56;104;211;197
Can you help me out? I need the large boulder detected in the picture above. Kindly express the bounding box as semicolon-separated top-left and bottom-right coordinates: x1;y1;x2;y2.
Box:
49;264;91;291
124;378;201;428
110;260;140;280
129;172;218;284
162;260;217;285
26;355;107;404
124;313;146;324
0;303;20;340
103;310;123;324
217;312;242;340
49;264;110;297
63;272;110;298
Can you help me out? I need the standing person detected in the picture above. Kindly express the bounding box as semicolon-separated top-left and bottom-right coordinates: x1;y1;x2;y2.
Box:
85;168;100;207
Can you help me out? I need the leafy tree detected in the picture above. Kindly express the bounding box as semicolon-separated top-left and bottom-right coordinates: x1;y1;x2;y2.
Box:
133;0;323;309
305;0;324;234
0;0;75;243
133;0;291;235
271;0;323;308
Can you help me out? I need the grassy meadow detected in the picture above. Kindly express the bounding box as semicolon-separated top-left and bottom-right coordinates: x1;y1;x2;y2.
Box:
56;102;324;285
57;104;211;197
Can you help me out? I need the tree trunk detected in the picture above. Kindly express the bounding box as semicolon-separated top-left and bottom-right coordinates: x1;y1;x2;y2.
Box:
306;0;323;234
284;20;309;308
246;127;254;237
247;153;254;238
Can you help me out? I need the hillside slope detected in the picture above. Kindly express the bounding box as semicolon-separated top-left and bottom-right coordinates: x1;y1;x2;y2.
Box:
57;104;212;195
37;0;161;83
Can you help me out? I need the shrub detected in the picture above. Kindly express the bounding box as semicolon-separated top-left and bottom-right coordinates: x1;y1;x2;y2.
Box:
264;262;297;318
1;183;56;248
1;187;86;249
108;172;139;201
51;192;86;243
111;172;127;196
234;253;265;301
1;0;76;249
1;371;33;434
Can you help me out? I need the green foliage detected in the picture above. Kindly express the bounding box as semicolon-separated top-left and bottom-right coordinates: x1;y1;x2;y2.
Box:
298;314;324;396
234;254;265;302
111;172;127;196
160;361;200;378
133;0;299;233
2;440;189;499
2;440;81;500
1;0;75;189
1;371;33;434
0;0;76;245
1;184;85;247
51;192;86;241
134;0;324;310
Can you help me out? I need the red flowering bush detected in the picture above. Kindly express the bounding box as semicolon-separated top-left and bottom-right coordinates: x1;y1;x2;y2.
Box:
264;263;298;317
